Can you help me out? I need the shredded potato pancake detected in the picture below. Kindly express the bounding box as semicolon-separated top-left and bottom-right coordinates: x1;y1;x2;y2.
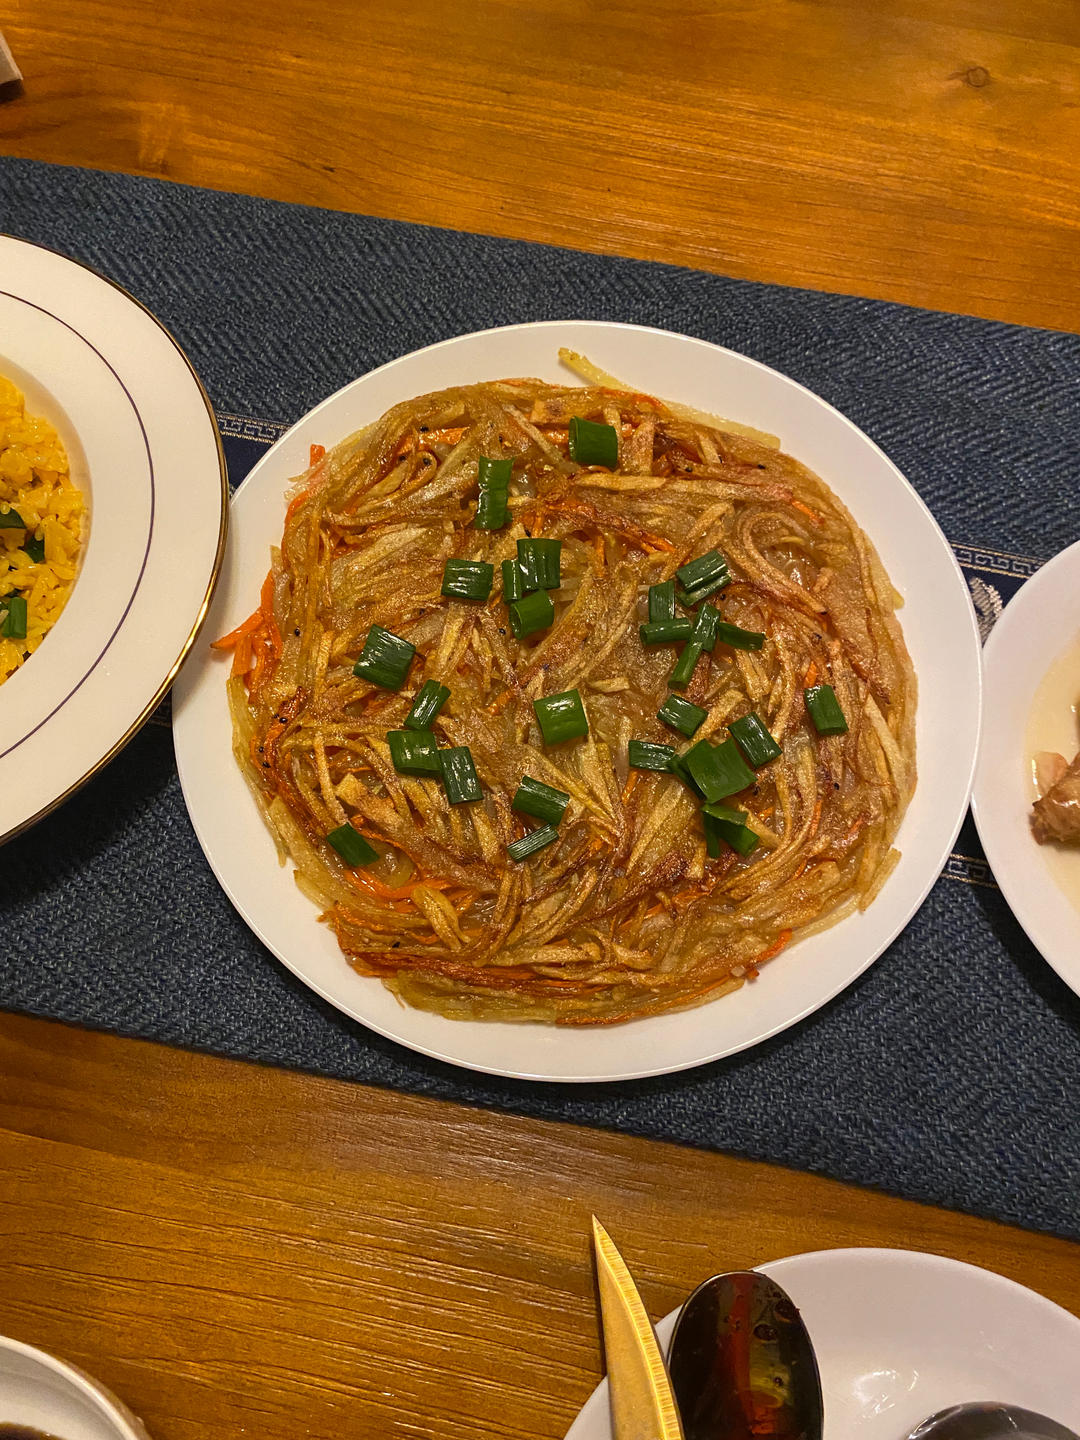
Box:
219;361;916;1025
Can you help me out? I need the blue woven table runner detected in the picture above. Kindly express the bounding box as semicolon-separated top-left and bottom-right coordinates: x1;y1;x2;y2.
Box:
2;158;1079;1241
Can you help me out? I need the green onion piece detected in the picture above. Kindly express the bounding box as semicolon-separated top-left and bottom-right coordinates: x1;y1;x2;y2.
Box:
568;416;618;468
475;456;512;531
23;535;46;564
517;537;561;590
441;557;494;601
669;640;704;690
507;824;560;862
648;579;676;623
729;712;782;768
326;823;379;867
1;594;27;640
502;557;525;604
478;456;512;489
387;728;443;776
534;688;589;744
684;737;756;802
0;506;26;530
715;620;766;651
509;588;555;639
512;775;570;825
668;752;705;798
703;805;760;858
354;624;416;690
675;549;732;606
535;538;562;589
657;694;707;738
440;745;483;804
692;603;721;651
805;683;848;736
475;486;509;530
628;739;677;771
404;679;450;731
639;618;693;645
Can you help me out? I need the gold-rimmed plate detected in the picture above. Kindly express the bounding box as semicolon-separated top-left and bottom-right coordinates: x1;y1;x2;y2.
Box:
0;236;227;843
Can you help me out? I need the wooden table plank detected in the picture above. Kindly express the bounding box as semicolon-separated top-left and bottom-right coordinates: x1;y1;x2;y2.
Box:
2;0;1079;331
1;1014;1078;1439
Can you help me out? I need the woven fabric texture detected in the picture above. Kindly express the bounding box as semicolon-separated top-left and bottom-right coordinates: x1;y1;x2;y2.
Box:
1;157;1079;1241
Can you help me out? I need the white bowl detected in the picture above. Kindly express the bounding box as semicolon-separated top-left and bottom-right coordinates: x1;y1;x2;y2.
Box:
0;1334;150;1439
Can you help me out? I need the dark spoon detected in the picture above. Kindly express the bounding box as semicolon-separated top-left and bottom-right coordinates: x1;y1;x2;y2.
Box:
668;1270;824;1440
908;1405;1079;1440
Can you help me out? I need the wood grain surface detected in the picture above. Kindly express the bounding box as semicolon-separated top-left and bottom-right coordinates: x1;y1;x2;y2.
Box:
2;0;1080;331
1;1013;1078;1440
3;4;1080;1436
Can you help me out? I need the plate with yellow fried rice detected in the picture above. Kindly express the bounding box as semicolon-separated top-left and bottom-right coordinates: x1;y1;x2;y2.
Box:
0;236;227;843
173;321;980;1081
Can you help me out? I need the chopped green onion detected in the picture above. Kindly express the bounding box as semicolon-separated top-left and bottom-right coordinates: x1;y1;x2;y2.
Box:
668;752;705;798
442;557;494;601
568;416;618;467
691;603;721;651
729;712;782;768
517;537;561;590
648;579;676;623
475;486;509;530
676;549;731;606
326;823;379;867
512;775;570;825
1;595;27;640
509;587;555;639
404;680;450;731
805;684;848;736
715;620;766;651
23;535;46;564
440;745;483;804
684;737;756;802
475;456;512;531
639;618;693;645
628;739;677;772
703;804;760;858
534;689;589;744
354;624;415;690
0;506;25;530
502;557;525;604
669;640;704;690
657;694;707;738
478;456;512;488
507;824;560;862
387;728;443;777
516;541;542;593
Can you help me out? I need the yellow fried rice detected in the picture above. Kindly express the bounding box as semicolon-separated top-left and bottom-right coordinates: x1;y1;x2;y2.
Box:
0;375;85;684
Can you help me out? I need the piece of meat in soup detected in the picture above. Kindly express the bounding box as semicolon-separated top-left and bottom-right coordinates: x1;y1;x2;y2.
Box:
1031;749;1080;844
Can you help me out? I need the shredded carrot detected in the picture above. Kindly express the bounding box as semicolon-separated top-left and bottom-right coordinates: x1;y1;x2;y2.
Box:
808;797;823;839
754;928;793;966
309;443;326;467
791;499;822;525
211;608;263;650
620;770;639;804
803;660;818;687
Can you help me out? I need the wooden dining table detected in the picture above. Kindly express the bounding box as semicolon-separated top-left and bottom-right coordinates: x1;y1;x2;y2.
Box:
2;3;1080;1436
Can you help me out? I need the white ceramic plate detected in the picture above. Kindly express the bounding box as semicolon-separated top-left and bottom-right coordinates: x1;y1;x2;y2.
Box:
565;1248;1080;1440
173;320;981;1082
0;1332;151;1438
0;235;227;843
972;538;1080;999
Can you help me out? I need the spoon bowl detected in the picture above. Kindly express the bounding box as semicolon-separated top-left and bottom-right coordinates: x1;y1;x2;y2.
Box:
668;1270;823;1440
908;1405;1079;1440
